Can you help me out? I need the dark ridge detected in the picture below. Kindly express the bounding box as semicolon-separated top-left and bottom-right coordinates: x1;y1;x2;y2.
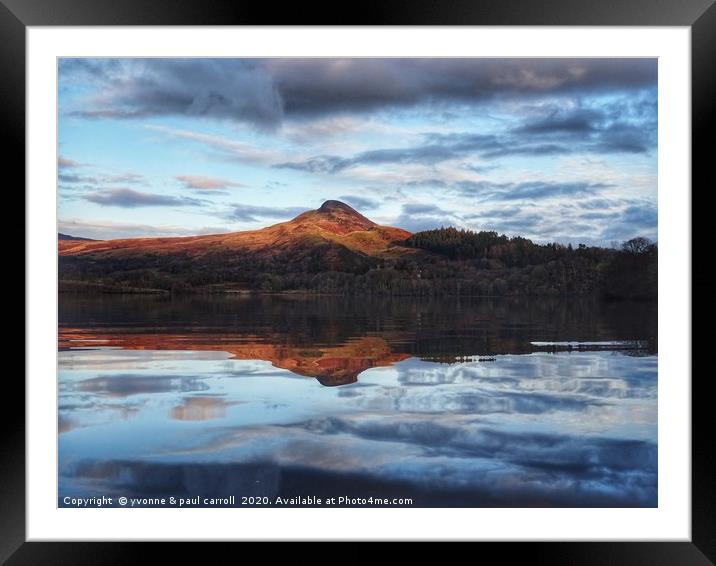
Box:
318;200;358;213
59;233;95;241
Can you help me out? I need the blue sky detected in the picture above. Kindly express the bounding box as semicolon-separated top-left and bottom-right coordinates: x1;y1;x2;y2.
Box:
58;58;657;245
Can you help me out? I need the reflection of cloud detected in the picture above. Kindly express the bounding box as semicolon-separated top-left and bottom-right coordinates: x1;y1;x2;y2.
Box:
394;355;657;395
57;298;657;507
59;348;232;370
74;373;209;397
58;414;79;434
308;414;657;505
128;411;656;507
60;460;281;503
288;415;657;479
170;396;239;421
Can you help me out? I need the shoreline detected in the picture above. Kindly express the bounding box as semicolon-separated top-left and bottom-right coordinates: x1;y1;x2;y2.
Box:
57;284;656;302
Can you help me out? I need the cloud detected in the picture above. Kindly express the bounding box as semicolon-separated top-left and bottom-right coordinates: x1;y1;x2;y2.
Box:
579;198;617;210
464;206;523;219
493;181;611;201
392;203;462;232
592;123;653;154
275;133;503;173
283;116;364;143
275;155;348;174
59;173;99;185
58;156;83;169
511;100;657;155
105;172;146;184
60;58;657;127
145;124;283;165
176;174;246;190
514;108;601;134
404;178;449;188
580;211;620;220
598;203;658;242
456;180;510;194
62;59;283;127
56;157;146;187
458;180;610;201
84;188;206;208
376;181;653;241
480;143;571;159
57;58;657;248
622;204;658;227
336;195;381;211
274;113;653;174
487;215;545;233
463;164;499;174
226;204;309;223
262;58;656;121
130;92;656;196
58;217;230;240
387;182;615;234
59;171;146;186
402;203;450;216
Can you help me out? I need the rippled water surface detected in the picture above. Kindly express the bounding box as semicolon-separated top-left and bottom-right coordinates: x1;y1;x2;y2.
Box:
58;295;657;507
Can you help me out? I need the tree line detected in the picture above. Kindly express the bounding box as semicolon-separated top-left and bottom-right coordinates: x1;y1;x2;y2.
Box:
59;228;657;300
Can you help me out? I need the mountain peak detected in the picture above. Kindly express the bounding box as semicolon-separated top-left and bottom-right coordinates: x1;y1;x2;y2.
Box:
318;200;357;214
292;199;378;235
60;198;413;263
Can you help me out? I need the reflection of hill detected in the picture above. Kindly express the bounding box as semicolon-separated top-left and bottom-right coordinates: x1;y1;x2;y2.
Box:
59;330;411;386
59;294;657;385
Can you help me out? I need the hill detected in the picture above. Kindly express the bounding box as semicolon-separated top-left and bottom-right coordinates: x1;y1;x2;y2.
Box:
58;200;656;299
58;233;95;241
59;200;411;263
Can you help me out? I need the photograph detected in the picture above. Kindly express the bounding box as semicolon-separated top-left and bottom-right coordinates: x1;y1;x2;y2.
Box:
56;57;658;509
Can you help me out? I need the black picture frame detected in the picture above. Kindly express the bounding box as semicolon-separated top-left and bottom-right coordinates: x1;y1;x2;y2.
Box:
7;0;709;560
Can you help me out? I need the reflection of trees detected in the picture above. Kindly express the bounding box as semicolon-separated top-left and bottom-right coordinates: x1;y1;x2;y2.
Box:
60;295;656;344
60;295;657;383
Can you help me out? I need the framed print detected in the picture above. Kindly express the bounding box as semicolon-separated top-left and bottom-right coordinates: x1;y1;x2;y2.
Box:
8;0;710;561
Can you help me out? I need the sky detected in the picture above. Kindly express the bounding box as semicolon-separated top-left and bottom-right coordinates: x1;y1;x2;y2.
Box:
57;58;657;246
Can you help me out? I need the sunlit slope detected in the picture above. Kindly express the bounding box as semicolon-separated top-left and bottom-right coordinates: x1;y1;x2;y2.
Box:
59;200;412;260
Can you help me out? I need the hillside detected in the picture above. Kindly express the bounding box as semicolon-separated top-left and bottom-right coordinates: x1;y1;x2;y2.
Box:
58;200;657;299
59;200;411;259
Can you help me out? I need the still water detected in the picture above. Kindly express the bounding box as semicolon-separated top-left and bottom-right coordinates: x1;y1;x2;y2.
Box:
58;295;657;507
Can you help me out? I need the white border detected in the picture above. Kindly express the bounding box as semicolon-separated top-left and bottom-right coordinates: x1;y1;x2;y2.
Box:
27;27;691;541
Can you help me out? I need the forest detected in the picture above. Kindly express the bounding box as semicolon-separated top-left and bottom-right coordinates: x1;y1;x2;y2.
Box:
59;228;657;300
